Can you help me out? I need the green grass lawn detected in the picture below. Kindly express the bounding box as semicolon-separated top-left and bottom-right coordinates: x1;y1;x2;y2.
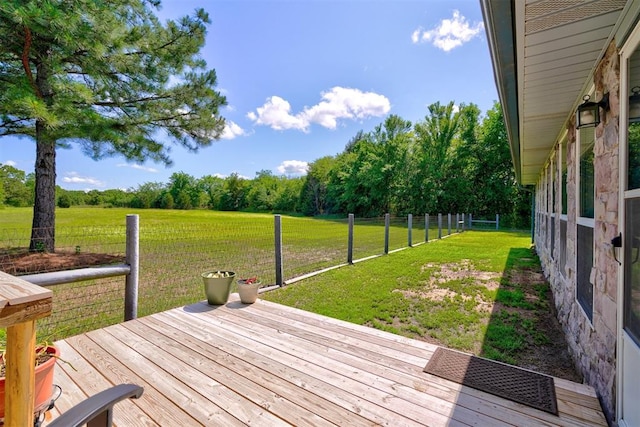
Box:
1;206;446;340
263;230;552;366
2;207;539;368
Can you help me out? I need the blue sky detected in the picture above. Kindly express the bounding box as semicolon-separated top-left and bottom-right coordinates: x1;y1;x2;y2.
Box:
1;0;497;191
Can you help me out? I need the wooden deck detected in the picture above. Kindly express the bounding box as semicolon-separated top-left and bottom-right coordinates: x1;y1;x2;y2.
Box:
48;297;607;426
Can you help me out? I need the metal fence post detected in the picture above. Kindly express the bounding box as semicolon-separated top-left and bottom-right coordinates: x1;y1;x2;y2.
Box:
425;214;429;242
275;215;284;286
438;214;442;239
347;214;354;264
462;213;465;231
407;214;413;247
496;214;500;230
469;213;473;229
448;213;451;235
125;214;139;321
456;213;459;233
384;214;390;254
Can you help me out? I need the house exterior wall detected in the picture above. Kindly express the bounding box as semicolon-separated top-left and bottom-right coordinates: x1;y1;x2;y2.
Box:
534;41;620;423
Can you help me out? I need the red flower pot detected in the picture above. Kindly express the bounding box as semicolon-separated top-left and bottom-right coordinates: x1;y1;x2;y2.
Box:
0;345;59;420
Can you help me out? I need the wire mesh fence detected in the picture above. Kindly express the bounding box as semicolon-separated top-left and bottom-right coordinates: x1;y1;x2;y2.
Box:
1;212;468;341
281;217;349;279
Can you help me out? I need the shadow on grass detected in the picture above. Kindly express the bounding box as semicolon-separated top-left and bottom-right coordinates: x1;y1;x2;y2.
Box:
479;246;580;381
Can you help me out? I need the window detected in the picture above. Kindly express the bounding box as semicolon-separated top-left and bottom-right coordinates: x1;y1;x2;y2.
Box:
559;141;568;278
580;128;595;218
549;157;556;259
562;169;568;214
577;126;595;322
630;116;640;190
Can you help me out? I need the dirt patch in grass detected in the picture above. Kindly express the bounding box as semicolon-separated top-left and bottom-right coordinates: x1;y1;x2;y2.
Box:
0;251;124;275
394;258;582;382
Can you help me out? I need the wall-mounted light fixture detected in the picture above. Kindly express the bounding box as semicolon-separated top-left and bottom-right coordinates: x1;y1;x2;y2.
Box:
629;87;640;123
576;92;609;128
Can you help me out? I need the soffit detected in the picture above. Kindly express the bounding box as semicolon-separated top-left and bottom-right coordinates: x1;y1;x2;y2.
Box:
483;0;628;185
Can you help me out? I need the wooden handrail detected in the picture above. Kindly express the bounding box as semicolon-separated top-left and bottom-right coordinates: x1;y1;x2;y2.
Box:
0;271;53;427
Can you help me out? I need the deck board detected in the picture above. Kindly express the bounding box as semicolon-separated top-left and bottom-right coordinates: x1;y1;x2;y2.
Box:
47;298;607;426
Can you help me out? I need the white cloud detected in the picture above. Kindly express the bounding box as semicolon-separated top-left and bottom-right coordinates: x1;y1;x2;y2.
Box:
247;96;308;131
62;172;105;187
247;87;391;132
277;160;308;176
116;163;158;173
221;120;246;140
3;160;17;167
213;172;251;180
412;10;484;52
303;87;391;129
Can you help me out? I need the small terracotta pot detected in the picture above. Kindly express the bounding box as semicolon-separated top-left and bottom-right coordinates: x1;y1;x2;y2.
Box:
0;345;59;419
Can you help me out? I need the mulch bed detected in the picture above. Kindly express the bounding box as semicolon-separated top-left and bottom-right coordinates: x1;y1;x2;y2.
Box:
0;251;124;275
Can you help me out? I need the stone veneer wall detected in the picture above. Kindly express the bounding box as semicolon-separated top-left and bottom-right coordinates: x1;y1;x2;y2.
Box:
534;41;620;424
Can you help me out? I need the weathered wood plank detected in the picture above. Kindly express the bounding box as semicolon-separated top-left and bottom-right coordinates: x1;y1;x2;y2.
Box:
236;302;603;424
254;299;439;355
48;300;607;427
99;324;292;427
79;328;245;427
230;300;432;366
0;271;52;307
0;298;52;328
169;307;479;427
206;305;579;427
160;308;432;427
53;339;158;426
136;314;375;427
123;319;336;427
217;303;590;427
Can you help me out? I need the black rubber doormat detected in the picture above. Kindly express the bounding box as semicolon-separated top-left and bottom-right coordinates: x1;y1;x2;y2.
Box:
423;347;558;415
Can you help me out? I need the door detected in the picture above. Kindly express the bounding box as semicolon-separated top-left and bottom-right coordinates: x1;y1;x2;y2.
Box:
621;198;640;426
620;29;640;427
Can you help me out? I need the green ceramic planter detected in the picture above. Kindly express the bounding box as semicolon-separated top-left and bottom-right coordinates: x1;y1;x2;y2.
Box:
201;271;235;305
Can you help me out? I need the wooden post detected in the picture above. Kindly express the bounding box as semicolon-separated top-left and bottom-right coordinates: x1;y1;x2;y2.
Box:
448;213;451;236
275;215;284;286
347;214;354;264
5;321;36;427
425;214;429;242
496;214;500;230
438;214;442;239
407;214;413;247
384;214;390;254
125;214;139;321
0;272;52;427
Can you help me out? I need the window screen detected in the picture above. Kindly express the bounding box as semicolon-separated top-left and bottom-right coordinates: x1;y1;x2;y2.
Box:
577;224;594;321
560;219;567;278
580;128;595;219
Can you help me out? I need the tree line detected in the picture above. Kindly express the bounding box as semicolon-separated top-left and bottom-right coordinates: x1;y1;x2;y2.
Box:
1;101;531;228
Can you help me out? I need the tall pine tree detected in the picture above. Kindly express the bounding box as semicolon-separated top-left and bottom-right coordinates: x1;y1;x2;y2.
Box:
0;1;226;251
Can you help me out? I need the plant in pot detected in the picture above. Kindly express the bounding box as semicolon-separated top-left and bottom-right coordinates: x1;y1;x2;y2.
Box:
237;277;262;304
0;343;59;421
201;271;236;305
